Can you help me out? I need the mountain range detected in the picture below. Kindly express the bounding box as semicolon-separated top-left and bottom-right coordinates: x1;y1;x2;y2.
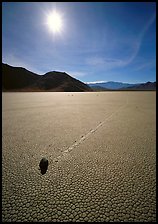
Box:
2;63;156;91
2;63;91;92
88;81;156;90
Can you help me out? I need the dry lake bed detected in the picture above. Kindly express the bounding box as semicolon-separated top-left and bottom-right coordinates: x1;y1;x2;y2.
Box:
2;91;156;222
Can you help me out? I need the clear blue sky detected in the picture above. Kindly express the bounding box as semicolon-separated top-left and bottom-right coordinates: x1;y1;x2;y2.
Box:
2;2;156;83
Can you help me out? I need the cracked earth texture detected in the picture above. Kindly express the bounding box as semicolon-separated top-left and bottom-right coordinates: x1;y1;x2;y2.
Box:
2;92;156;222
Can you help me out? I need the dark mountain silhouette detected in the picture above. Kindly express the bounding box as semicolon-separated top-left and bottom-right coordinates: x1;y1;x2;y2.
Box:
31;71;91;92
2;63;40;90
2;63;91;92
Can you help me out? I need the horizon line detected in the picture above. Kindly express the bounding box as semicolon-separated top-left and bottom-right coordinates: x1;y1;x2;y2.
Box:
2;62;156;85
85;80;156;85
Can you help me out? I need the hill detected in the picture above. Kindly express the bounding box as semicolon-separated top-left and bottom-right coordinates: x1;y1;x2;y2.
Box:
2;63;92;92
2;63;40;90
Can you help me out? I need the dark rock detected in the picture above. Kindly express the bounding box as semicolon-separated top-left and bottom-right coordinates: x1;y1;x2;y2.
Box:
39;158;48;175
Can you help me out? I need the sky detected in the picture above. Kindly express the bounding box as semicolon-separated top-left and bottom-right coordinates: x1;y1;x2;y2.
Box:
2;2;156;84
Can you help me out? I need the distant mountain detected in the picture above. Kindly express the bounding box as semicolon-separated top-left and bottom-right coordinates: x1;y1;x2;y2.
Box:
2;63;92;92
88;81;139;90
89;85;109;91
88;81;156;90
121;81;156;90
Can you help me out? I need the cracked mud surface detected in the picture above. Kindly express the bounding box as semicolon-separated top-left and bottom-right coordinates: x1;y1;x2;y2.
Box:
2;92;156;222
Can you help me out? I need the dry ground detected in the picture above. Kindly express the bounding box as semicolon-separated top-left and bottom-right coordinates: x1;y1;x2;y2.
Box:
2;91;156;222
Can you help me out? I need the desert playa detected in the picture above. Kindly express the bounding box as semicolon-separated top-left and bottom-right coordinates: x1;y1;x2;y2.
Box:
2;91;156;222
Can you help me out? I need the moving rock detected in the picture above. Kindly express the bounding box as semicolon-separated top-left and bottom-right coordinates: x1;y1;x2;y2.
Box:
39;157;48;175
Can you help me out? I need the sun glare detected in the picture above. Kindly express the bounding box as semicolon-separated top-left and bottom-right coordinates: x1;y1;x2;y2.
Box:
46;11;62;33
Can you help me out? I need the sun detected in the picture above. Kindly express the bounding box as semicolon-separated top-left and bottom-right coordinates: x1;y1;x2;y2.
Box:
46;11;62;33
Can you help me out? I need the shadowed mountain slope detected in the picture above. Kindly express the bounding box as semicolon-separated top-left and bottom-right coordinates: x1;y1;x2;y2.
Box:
32;71;91;92
2;63;91;92
2;63;40;90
